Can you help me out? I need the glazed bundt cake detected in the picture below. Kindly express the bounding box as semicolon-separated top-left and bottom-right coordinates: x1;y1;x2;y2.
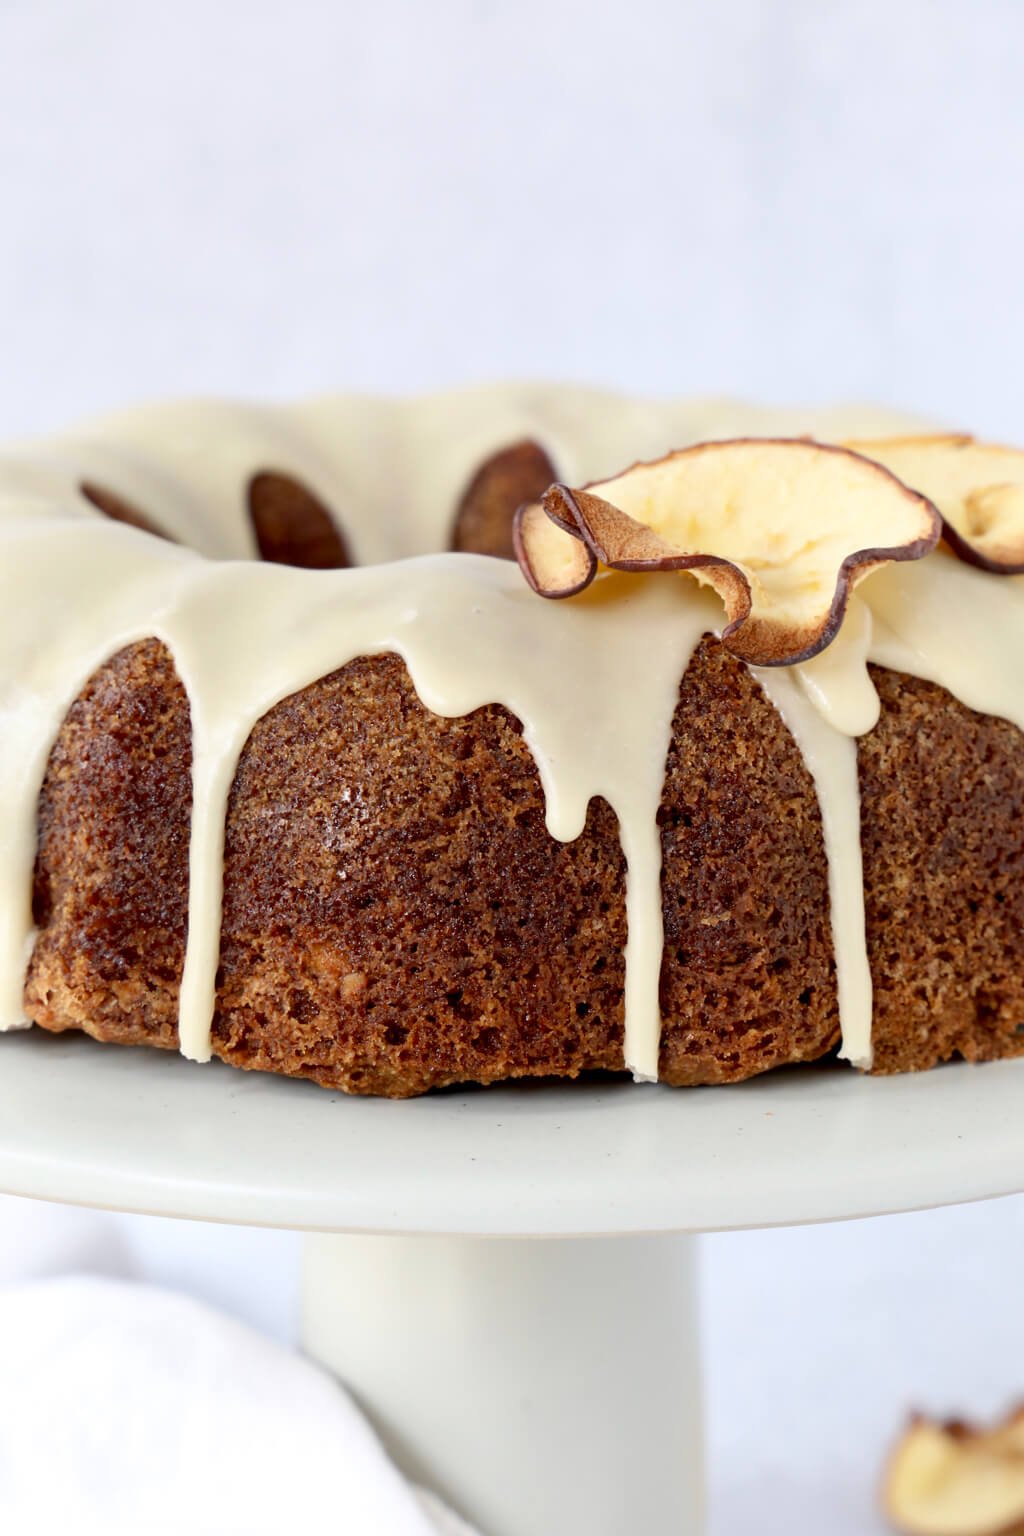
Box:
2;385;1024;1096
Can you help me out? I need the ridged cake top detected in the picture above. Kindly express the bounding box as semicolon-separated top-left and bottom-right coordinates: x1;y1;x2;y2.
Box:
2;384;1024;1083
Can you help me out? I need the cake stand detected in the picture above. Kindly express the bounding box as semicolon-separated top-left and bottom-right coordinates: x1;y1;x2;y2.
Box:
1;1031;1022;1536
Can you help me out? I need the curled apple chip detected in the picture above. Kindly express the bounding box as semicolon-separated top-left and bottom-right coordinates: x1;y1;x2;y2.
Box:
884;1408;1024;1536
847;436;1024;574
513;498;596;598
514;439;941;666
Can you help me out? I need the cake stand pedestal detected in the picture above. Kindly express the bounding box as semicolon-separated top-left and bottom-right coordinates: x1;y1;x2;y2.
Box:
303;1232;702;1536
1;1032;1023;1536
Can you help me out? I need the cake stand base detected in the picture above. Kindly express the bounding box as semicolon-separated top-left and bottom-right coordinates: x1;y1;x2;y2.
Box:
302;1232;704;1536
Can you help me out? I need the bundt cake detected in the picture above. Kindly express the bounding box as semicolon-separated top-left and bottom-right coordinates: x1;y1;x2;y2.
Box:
2;385;1024;1097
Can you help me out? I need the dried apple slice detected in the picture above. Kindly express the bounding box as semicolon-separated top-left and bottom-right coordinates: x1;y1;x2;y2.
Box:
847;436;1024;573
884;1408;1024;1536
513;499;595;597
515;439;940;666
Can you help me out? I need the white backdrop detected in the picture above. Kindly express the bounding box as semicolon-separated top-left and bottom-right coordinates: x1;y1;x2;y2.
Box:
3;0;1024;437
2;2;1024;1532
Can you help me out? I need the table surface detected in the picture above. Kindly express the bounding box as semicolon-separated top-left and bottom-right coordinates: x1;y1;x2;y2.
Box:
1;1031;1022;1235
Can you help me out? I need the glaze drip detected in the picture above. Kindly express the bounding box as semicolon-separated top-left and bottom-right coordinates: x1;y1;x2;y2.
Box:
2;385;1017;1082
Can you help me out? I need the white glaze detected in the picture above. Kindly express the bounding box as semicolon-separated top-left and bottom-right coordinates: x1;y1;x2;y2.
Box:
1;384;1019;1082
755;665;872;1067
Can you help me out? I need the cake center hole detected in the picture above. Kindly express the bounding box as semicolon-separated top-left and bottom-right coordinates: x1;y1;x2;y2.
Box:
247;471;352;570
80;481;171;541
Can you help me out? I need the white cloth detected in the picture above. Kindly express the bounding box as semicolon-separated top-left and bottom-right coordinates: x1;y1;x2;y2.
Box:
0;1203;477;1536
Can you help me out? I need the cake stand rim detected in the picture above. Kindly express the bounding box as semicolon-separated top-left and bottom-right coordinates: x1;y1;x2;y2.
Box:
1;1030;1021;1235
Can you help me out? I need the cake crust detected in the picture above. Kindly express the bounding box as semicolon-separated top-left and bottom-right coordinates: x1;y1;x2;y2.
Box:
658;639;839;1084
25;632;1024;1096
862;665;1024;1073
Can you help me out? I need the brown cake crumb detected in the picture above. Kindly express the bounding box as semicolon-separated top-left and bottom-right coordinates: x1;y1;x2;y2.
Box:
25;643;627;1095
27;640;188;1052
861;666;1024;1073
22;636;1024;1096
658;639;839;1083
212;651;627;1095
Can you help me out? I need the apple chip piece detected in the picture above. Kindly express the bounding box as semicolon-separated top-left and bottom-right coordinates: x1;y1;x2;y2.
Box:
846;435;1024;574
884;1408;1024;1536
513;499;596;597
515;439;941;666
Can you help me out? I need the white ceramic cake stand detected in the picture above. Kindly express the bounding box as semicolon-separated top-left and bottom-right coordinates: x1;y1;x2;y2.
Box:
1;1031;1023;1536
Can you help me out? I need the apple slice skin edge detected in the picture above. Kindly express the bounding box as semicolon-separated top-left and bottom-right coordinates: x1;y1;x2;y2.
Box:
846;434;1024;575
513;437;943;668
512;499;596;599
